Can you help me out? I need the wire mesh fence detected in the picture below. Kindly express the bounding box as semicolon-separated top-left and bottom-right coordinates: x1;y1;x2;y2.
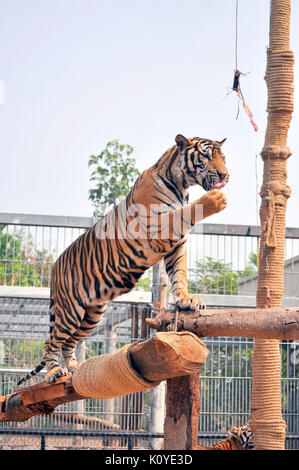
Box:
0;213;298;449
0;296;298;449
2;213;299;297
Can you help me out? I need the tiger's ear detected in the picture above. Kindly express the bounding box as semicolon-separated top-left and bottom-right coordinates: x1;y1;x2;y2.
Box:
216;138;227;147
175;134;190;149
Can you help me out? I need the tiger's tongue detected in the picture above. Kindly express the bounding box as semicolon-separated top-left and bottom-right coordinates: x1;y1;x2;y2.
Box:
212;181;227;189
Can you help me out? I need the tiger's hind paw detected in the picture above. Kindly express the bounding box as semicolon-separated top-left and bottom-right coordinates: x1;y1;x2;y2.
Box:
46;366;70;383
66;358;79;373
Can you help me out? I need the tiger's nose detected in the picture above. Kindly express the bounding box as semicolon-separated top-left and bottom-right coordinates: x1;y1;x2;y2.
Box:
217;171;229;181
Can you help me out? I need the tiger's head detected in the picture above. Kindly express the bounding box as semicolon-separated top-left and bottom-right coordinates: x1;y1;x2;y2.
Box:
174;134;229;191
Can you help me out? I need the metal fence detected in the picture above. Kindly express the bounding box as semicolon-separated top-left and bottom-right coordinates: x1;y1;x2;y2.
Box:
2;212;299;297
0;213;298;449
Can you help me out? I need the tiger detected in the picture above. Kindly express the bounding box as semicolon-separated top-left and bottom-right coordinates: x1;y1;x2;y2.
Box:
17;133;229;385
197;424;254;451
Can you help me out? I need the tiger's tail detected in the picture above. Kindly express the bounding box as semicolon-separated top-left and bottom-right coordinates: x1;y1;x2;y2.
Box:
17;360;46;386
17;299;55;386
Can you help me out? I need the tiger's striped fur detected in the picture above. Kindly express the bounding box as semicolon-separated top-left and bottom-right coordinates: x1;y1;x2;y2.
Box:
17;134;229;385
197;424;254;451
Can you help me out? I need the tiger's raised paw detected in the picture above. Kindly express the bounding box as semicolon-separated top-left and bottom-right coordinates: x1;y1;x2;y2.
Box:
46;366;70;383
196;189;227;219
175;294;206;312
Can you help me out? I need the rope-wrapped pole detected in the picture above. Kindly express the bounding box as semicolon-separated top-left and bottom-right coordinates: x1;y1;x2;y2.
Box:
249;0;294;450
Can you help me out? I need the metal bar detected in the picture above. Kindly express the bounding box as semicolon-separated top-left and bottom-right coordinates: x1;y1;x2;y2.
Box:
1;212;299;239
127;435;133;450
40;434;45;450
0;428;164;438
0;427;297;440
191;223;299;239
0;213;95;229
0;367;46;374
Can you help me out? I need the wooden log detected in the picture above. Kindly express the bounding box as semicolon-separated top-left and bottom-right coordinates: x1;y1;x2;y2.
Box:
164;374;200;450
130;331;208;382
146;307;299;340
156;278;201;451
0;331;208;423
147;304;299;450
0;376;83;423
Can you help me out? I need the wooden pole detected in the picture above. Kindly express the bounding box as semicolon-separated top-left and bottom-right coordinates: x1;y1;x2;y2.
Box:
249;0;294;450
160;279;201;451
164;374;200;450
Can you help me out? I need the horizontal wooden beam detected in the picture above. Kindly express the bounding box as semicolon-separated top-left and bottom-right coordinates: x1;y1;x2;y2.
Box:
146;307;299;340
0;331;207;423
0;375;82;423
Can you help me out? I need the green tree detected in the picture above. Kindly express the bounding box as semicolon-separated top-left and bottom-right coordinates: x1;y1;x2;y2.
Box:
188;252;259;296
88;140;140;216
0;225;54;287
243;252;258;277
189;257;241;295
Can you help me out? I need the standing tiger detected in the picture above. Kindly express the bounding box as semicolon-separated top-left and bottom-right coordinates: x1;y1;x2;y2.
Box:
18;134;229;385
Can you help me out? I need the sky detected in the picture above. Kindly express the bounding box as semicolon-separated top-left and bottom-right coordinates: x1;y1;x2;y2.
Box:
0;0;299;227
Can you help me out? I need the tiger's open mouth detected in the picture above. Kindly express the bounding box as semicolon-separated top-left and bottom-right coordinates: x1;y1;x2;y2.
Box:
212;180;227;189
195;167;229;191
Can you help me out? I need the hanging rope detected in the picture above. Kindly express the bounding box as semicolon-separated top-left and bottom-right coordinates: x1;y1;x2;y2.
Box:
225;0;258;132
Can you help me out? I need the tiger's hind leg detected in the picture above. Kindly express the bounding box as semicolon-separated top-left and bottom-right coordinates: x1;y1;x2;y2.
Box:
44;337;69;383
61;303;107;373
44;303;86;383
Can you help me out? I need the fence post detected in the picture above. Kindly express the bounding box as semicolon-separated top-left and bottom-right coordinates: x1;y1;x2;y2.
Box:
40;434;45;450
104;324;117;424
104;324;117;447
149;262;167;450
74;339;85;446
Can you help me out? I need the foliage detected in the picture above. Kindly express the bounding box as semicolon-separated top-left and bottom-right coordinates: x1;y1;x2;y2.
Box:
0;225;54;287
247;252;258;268
88;140;140;216
0;338;45;369
134;253;259;295
135;269;152;292
243;252;258;277
189;257;241;295
188;253;258;296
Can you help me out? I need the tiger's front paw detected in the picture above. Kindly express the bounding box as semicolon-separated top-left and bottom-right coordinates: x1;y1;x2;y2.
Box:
46;366;70;383
175;293;206;312
196;189;227;219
